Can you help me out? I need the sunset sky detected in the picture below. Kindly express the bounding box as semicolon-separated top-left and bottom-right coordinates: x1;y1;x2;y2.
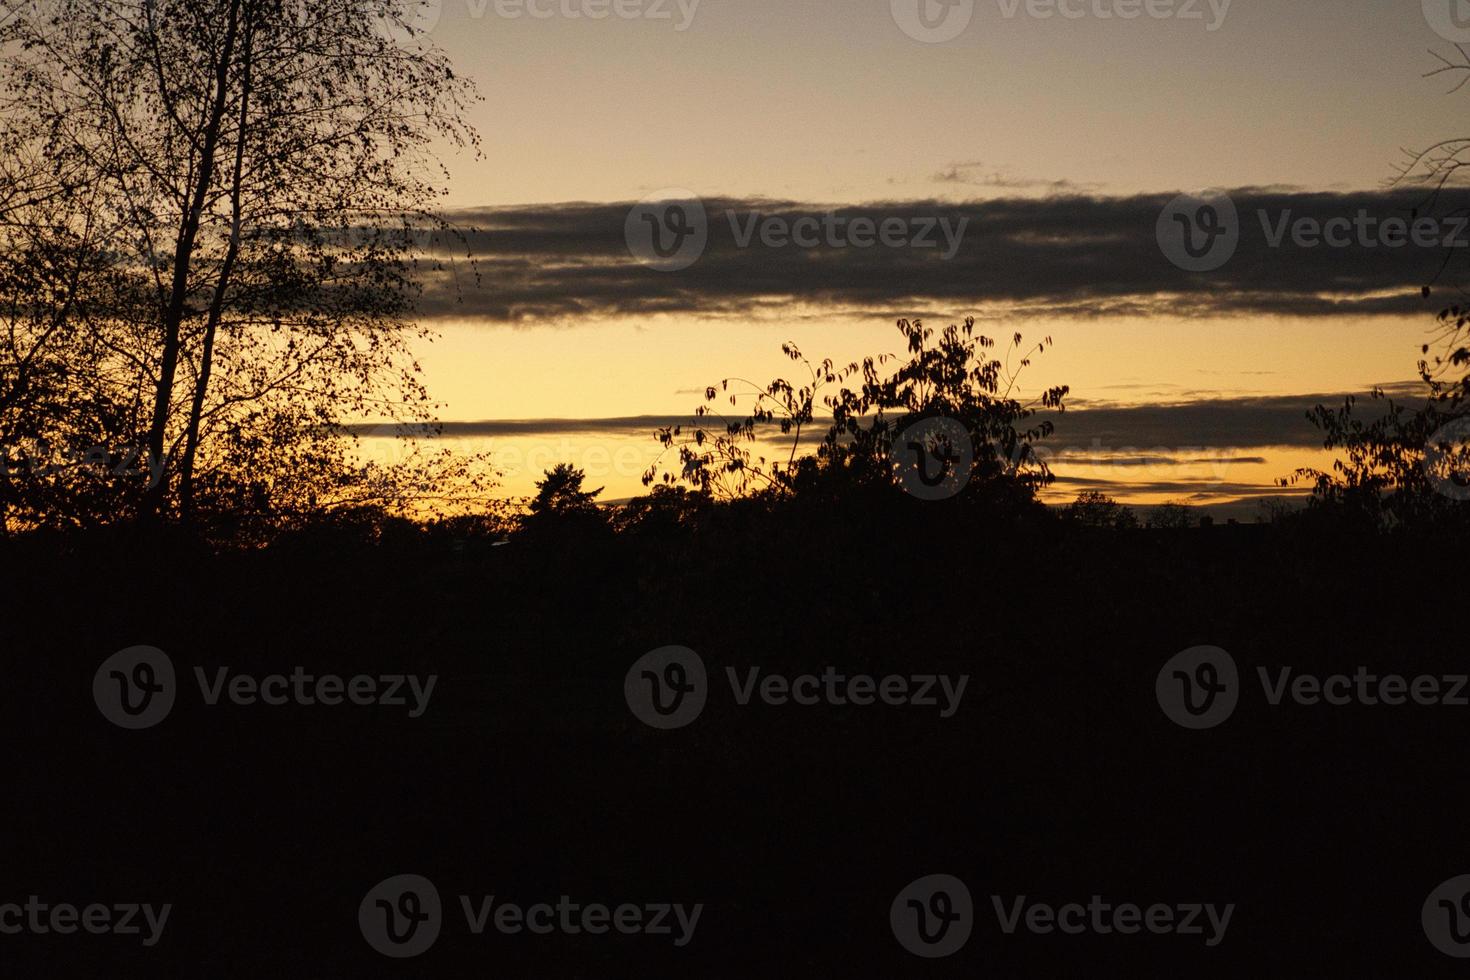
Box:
365;0;1470;510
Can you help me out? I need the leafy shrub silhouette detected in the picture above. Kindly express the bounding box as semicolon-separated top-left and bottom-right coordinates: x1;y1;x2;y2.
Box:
1286;302;1470;531
1144;501;1196;530
1064;490;1138;530
644;317;1069;513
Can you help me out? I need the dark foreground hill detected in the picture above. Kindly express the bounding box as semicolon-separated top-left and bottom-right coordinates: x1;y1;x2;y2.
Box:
2;500;1465;976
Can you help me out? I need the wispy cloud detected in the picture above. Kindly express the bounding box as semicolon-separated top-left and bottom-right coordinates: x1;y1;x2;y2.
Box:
930;161;1098;194
351;383;1426;451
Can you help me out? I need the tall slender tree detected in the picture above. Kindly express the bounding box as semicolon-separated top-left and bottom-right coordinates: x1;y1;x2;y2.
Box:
1;0;482;527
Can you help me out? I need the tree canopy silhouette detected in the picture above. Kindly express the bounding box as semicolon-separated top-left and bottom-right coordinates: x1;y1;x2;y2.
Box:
645;317;1069;511
1283;45;1470;531
0;0;486;535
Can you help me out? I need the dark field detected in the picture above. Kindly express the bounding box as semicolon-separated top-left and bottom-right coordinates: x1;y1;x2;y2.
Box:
4;503;1464;976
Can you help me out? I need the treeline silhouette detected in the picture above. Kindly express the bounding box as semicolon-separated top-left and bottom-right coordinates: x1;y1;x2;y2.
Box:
5;344;1466;973
6;307;1470;550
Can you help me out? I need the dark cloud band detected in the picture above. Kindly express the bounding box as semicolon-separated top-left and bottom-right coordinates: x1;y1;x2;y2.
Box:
414;189;1466;322
350;384;1424;452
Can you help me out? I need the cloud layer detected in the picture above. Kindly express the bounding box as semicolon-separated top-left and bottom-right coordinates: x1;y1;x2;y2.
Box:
415;189;1469;322
355;384;1425;452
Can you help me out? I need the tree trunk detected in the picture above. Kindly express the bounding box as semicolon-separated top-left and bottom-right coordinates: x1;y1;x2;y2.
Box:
142;0;244;522
180;15;254;524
